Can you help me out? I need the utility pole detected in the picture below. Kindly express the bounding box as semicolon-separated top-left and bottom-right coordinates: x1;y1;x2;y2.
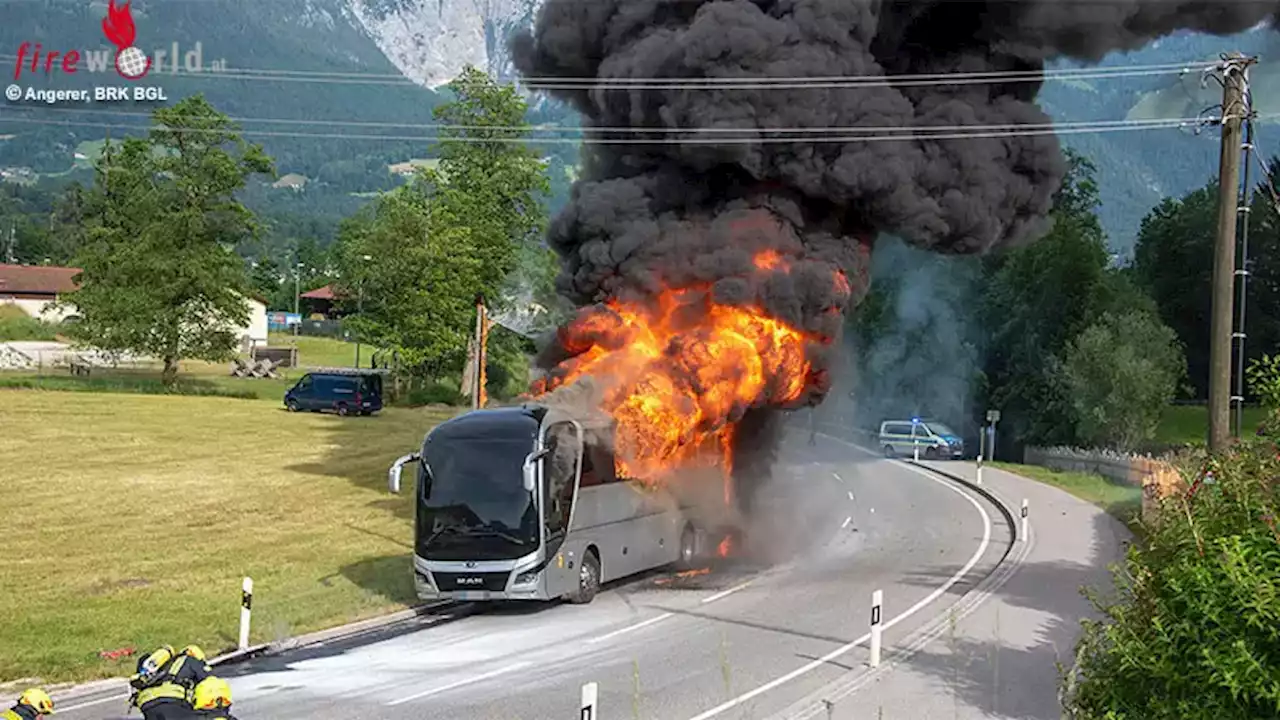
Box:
1208;53;1256;452
293;261;303;337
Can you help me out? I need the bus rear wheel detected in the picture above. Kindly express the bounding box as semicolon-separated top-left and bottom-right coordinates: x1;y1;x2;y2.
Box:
568;551;600;605
676;525;697;571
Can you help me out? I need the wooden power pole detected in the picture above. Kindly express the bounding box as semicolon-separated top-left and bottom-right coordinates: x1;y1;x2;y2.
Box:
1209;53;1256;452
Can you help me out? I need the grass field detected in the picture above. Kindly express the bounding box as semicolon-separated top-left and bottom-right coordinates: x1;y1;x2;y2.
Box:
0;391;456;684
0;333;363;401
992;461;1143;524
1153;404;1269;446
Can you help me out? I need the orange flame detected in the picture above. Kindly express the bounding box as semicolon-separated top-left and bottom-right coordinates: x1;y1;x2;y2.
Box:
717;535;732;558
534;250;815;485
102;0;138;49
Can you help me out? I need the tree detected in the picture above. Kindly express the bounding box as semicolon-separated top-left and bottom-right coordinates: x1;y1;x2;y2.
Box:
64;96;274;385
981;150;1114;448
334;67;551;380
1134;159;1280;400
420;66;551;316
333;185;482;378
1056;311;1186;450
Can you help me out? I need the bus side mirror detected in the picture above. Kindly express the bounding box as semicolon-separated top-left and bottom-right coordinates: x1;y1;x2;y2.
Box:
389;452;420;494
522;448;550;492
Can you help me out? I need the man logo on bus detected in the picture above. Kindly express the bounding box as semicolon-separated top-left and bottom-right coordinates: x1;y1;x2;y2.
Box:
102;0;150;80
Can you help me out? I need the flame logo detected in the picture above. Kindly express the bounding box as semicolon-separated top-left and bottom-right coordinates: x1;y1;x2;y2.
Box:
101;0;151;80
102;0;137;50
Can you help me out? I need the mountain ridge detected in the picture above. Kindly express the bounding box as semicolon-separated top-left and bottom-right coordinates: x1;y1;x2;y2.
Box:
0;2;1275;252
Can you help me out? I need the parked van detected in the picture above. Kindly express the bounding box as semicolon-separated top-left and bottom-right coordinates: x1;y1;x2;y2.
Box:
285;371;383;416
878;418;964;459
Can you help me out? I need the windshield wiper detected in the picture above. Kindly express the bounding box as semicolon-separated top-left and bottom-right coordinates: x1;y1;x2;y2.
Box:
424;525;468;546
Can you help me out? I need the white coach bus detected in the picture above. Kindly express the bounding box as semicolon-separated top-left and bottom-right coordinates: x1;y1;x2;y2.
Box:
388;403;731;604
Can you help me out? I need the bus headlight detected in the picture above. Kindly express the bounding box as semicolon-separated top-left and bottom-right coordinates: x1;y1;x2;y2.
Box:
513;569;539;587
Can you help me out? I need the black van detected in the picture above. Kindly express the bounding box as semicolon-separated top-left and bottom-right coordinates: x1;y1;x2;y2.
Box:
284;371;384;416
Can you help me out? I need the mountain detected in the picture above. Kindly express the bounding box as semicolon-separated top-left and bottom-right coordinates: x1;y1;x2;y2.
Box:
0;1;1276;255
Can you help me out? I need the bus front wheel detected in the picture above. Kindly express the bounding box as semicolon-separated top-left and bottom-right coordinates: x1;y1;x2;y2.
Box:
569;550;600;605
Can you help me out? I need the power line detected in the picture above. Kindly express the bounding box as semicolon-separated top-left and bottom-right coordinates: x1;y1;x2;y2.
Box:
0;58;1209;89
0;103;1218;136
0;112;1217;145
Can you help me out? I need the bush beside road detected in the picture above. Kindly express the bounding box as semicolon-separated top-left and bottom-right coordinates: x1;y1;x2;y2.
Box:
0;390;455;684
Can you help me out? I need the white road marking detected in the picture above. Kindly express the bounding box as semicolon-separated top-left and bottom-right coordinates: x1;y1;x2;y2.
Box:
840;516;852;529
587;612;674;644
685;448;994;720
700;579;753;604
385;662;531;706
847;491;855;500
55;693;129;713
831;472;843;482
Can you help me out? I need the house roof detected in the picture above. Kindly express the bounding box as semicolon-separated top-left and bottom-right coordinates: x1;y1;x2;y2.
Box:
0;263;81;294
301;284;338;300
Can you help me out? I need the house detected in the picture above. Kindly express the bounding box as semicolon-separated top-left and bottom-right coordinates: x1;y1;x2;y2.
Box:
272;173;308;191
0;263;268;348
388;158;439;177
300;284;341;317
0;263;80;322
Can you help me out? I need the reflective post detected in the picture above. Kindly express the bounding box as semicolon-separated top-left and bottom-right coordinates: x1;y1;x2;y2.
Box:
580;681;598;720
238;577;253;650
869;589;883;667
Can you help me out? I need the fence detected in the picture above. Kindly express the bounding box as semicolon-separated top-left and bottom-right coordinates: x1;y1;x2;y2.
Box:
1023;445;1186;524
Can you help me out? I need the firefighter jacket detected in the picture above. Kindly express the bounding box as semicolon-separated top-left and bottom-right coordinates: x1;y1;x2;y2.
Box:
1;705;40;720
132;654;213;713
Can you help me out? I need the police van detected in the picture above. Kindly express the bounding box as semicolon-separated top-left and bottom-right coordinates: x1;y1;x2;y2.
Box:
878;418;964;459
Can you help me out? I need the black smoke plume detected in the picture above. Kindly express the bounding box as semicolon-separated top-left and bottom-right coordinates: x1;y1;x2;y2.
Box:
513;0;1278;492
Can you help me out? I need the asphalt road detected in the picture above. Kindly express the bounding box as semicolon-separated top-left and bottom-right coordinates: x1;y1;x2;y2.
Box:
61;432;1010;720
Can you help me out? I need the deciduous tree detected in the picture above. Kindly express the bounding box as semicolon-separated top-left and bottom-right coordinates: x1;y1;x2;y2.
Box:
65;96;273;385
1056;311;1185;450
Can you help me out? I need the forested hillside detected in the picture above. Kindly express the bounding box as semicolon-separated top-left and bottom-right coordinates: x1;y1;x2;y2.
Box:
0;2;1274;259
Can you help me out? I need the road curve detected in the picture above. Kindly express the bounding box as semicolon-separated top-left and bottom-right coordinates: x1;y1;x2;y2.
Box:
66;432;1012;720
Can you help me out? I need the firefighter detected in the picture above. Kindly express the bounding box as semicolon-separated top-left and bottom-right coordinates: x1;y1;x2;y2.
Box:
130;645;213;719
190;677;238;719
2;688;54;719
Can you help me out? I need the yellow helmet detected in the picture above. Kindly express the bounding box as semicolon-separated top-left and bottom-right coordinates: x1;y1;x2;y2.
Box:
179;645;206;661
191;677;232;711
18;687;54;714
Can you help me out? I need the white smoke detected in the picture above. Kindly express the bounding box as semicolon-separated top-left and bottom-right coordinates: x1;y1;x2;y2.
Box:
848;236;985;437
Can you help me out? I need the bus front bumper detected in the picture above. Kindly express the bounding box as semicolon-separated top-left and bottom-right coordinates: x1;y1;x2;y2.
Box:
414;555;551;602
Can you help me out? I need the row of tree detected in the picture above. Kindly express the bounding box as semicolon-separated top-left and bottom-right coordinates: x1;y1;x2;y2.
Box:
54;68;562;397
850;146;1280;454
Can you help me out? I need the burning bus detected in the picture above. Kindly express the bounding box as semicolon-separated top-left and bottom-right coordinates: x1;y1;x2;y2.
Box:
388;402;738;604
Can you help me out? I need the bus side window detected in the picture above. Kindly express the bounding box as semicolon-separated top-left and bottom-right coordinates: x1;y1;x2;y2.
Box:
580;444;601;488
545;423;578;533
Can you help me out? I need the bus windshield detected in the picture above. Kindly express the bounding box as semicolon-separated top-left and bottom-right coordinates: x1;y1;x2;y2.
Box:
418;434;540;561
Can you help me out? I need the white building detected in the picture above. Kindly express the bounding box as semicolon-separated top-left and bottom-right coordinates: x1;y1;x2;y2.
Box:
0;263;269;350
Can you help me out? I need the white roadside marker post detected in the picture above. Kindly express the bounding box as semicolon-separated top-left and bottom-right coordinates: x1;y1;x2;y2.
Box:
580;681;598;719
912;438;920;462
976;428;985;485
1020;499;1029;543
238;577;253;651
869;589;883;668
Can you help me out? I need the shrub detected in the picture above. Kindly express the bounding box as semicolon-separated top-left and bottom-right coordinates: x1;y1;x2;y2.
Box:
1062;438;1280;719
402;382;467;407
0;312;59;341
